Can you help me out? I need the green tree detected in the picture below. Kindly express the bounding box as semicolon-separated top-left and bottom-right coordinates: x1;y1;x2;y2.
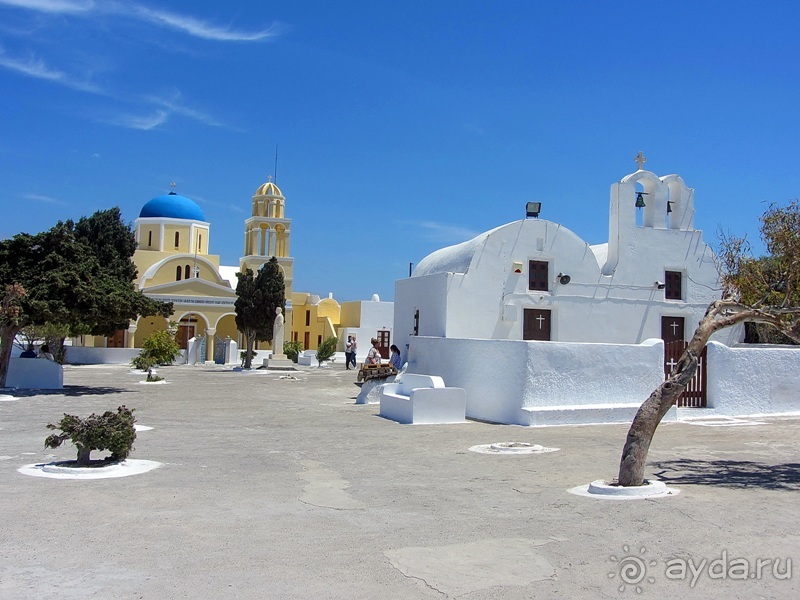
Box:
45;405;136;466
0;209;172;387
234;257;285;369
316;336;338;366
618;200;800;487
131;329;181;371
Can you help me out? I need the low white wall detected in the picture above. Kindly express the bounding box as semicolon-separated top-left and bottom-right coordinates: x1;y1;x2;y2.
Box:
65;347;188;365
707;342;800;416
65;347;141;365
6;358;63;389
406;336;664;425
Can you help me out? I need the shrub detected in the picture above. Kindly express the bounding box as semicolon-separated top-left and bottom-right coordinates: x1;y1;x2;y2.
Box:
44;406;136;466
132;329;180;370
284;340;303;363
315;336;338;366
240;349;257;367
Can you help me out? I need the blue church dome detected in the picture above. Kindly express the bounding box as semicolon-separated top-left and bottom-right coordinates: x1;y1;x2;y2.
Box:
139;192;206;221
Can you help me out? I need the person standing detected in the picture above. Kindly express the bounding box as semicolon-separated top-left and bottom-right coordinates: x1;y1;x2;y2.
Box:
345;336;355;370
365;338;382;365
350;336;357;369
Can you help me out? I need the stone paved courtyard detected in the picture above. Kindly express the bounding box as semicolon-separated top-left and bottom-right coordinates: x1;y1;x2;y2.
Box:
1;364;798;599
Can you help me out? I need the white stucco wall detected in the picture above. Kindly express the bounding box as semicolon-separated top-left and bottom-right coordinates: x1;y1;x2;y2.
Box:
394;272;452;357
706;342;800;416
394;169;741;349
65;347;188;365
405;336;665;425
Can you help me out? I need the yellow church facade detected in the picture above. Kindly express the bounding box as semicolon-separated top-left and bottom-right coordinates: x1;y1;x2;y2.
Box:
79;179;297;361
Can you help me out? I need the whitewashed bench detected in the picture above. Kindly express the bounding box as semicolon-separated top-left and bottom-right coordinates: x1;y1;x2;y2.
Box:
379;374;466;424
297;350;315;366
6;358;63;390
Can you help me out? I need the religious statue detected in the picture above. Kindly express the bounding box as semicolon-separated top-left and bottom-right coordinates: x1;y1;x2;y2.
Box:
273;306;285;354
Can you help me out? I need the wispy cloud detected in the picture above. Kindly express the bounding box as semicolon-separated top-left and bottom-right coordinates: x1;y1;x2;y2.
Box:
0;0;280;42
0;47;101;92
128;5;280;42
0;0;93;14
146;92;223;127
102;109;168;130
23;193;67;205
413;220;481;244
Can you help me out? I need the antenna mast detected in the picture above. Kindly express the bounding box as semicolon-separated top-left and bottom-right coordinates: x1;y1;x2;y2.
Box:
274;144;278;183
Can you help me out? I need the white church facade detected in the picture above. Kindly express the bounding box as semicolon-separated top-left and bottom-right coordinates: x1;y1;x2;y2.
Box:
393;161;747;425
395;165;738;352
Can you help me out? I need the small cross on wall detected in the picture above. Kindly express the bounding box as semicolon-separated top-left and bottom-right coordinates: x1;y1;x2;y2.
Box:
634;151;646;170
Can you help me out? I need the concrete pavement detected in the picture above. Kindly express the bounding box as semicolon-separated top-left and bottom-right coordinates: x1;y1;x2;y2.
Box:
1;363;798;599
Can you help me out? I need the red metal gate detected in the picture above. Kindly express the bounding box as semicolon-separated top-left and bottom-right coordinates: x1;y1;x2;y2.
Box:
664;341;707;407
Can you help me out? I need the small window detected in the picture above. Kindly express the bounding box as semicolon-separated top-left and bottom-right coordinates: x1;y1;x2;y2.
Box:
413;309;419;336
174;231;180;248
185;265;190;279
176;265;182;281
528;260;549;291
665;271;682;300
317;335;322;346
198;234;202;252
148;231;152;248
305;310;311;326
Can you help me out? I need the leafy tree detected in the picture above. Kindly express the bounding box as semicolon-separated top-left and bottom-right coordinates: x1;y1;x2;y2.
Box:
235;257;285;369
618;200;800;487
0;209;172;386
316;336;338;366
284;340;303;363
131;329;181;370
44;406;136;466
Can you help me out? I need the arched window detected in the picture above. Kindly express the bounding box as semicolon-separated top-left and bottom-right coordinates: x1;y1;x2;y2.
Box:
147;231;152;247
185;265;190;279
174;231;180;248
198;234;202;252
176;265;182;281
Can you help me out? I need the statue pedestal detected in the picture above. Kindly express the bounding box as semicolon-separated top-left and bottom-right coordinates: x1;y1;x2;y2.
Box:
265;354;296;370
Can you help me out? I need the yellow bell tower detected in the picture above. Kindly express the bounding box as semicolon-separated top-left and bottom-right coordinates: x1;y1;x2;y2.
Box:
240;177;294;319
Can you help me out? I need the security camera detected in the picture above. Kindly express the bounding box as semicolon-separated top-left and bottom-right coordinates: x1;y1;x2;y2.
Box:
655;281;665;290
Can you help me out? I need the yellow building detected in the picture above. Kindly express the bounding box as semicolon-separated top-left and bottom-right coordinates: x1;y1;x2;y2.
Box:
290;292;340;350
79;179;295;362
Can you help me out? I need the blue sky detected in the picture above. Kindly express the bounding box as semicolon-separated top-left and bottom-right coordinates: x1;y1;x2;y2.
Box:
2;1;799;302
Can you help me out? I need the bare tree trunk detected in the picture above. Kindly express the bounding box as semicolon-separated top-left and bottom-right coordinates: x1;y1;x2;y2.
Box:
76;446;92;466
617;350;698;486
617;302;760;486
0;325;21;388
243;335;255;369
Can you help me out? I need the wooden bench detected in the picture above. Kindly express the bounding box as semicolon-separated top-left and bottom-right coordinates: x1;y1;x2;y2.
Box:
379;373;466;424
357;363;398;382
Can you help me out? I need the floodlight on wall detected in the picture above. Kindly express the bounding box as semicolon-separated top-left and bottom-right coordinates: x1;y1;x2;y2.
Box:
558;273;571;285
635;192;648;208
526;201;542;218
655;281;665;290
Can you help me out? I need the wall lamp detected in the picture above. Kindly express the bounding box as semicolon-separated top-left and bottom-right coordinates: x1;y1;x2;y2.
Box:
558;273;571;285
655;281;665;290
526;201;542;218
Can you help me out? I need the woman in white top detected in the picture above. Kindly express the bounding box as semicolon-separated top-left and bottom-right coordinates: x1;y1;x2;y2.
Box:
365;338;382;365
